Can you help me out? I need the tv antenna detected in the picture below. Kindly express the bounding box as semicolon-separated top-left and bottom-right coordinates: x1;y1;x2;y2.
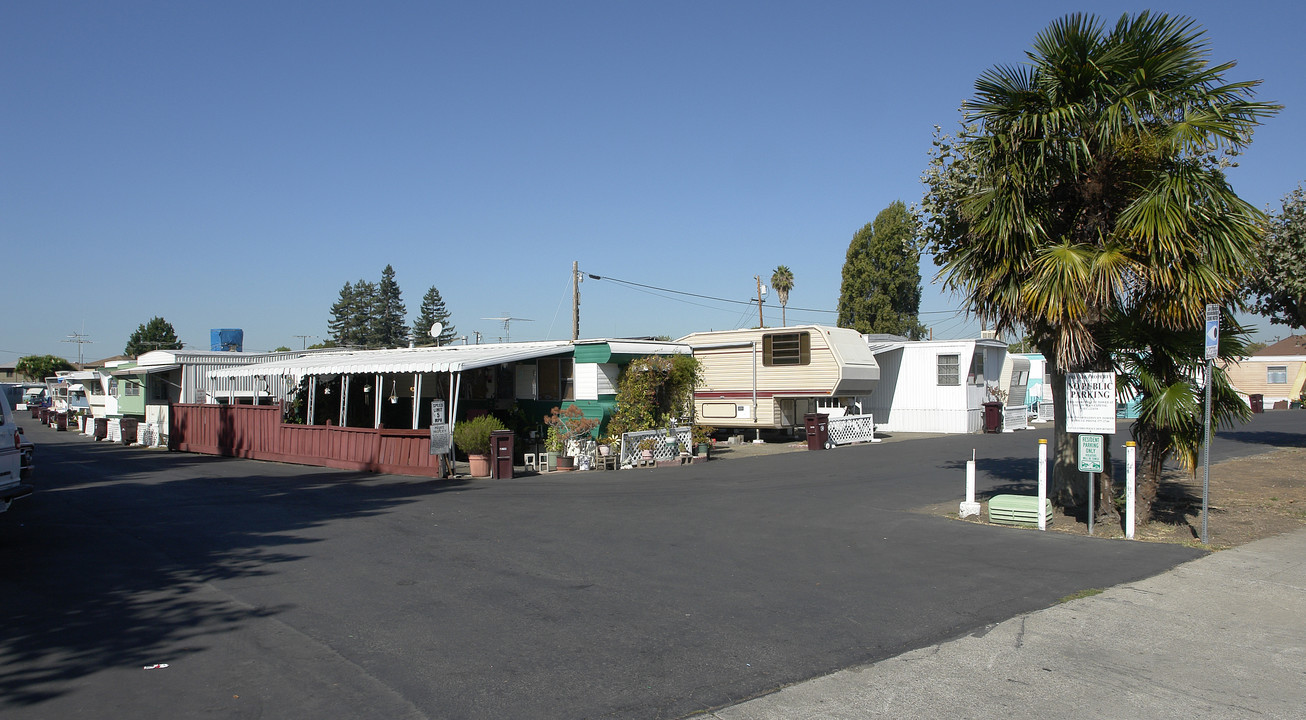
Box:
481;315;532;343
63;324;93;366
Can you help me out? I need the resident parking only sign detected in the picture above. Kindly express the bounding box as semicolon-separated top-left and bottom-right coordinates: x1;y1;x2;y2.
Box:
1066;372;1116;434
1078;433;1104;473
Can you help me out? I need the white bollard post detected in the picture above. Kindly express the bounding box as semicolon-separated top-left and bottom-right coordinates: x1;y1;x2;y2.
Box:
960;450;980;518
1125;440;1136;540
1038;439;1048;531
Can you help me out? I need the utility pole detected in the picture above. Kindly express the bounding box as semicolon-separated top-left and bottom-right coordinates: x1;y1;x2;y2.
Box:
572;260;580;341
755;275;766;328
293;335;316;350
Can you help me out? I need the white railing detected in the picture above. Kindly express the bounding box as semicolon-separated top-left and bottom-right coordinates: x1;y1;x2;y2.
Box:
827;413;877;446
620;427;692;467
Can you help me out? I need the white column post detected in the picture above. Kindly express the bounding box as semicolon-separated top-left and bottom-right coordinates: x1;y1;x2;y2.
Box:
411;373;422;430
1125;440;1136;540
1038;438;1048;531
373;373;383;429
960;449;980;518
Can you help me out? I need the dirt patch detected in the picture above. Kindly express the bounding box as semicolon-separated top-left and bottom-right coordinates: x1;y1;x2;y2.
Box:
924;446;1306;550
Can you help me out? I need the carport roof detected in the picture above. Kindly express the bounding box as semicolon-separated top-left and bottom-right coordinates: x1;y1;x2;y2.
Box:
206;341;576;379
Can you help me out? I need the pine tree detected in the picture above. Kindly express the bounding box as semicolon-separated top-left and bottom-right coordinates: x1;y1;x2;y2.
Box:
837;201;927;338
412;285;457;346
374;265;408;348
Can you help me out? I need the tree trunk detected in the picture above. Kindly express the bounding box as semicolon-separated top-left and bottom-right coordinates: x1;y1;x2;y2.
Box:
1049;367;1085;509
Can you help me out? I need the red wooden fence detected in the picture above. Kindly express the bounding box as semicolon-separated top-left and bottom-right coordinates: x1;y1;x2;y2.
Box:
171;403;447;478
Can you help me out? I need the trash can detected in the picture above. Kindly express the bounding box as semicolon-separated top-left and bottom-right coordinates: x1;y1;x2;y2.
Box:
982;402;1003;433
55;412;68;431
94;417;108;440
489;429;514;479
1249;394;1264;413
120;418;139;445
804;413;829;450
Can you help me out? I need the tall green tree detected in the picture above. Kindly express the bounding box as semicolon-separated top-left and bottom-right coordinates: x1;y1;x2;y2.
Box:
770;266;794;326
1248;184;1306;330
920;12;1278;517
15;354;75;380
124;316;182;357
837;201;927;338
374;265;408;348
328;279;381;348
412;285;457;346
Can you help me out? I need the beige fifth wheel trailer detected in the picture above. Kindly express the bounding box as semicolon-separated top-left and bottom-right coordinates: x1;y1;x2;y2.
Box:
677;326;879;431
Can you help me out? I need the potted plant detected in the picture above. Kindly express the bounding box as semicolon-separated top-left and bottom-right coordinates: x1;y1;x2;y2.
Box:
636;436;656;463
452;414;505;477
692;424;715;457
543;405;599;471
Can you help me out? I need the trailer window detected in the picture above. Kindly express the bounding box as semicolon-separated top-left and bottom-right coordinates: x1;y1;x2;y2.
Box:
763;332;810;366
938;354;960;386
1267;366;1288;384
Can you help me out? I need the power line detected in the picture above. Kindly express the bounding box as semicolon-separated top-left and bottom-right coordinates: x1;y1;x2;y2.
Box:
584;270;968;317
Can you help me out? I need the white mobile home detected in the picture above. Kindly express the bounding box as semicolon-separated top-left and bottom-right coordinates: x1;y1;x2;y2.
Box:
677;326;879;431
864;336;1009;434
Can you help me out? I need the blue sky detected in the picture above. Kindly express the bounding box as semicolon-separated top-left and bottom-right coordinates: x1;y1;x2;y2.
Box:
4;1;1303;362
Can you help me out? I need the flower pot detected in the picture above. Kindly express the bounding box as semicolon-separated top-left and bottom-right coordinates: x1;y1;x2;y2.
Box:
641;449;654;462
546;451;559;471
556;455;576;471
467;453;491;477
696;442;710;457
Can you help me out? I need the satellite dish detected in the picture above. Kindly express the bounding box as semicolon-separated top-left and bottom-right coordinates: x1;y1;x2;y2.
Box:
430;322;443;338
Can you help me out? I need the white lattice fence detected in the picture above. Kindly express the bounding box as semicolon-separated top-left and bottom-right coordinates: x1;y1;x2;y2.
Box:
1002;406;1029;432
827;413;876;446
620;427;692;466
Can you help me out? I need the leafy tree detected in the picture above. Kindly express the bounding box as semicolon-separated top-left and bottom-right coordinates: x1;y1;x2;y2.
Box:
412;285;458;346
308;339;339;350
125;316;182;357
837;201;927;338
770;266;794;326
273;346;292;352
1248;184;1306;329
374;264;408;348
16;354;75;380
919;12;1278;517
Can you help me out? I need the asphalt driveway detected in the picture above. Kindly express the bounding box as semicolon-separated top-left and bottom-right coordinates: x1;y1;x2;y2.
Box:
3;412;1295;719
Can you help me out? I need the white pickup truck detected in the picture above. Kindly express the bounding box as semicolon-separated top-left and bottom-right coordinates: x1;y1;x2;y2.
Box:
1;391;34;513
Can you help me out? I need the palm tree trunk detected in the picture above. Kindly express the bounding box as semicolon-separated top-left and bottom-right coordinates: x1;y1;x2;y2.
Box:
1049;367;1085;509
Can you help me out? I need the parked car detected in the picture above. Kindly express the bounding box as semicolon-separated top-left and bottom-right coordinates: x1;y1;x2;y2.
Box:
1;391;34;513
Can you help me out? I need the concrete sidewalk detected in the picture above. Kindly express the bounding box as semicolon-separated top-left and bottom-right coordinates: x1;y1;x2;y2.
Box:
704;527;1306;719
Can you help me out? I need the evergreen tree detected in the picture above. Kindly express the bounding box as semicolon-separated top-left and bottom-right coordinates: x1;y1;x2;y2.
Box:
327;281;363;347
124;316;183;357
412;285;457;346
352;280;380;347
837;201;927;338
374;264;408;348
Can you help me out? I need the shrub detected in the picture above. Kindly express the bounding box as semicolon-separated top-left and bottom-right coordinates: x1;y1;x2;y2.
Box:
452;414;505;455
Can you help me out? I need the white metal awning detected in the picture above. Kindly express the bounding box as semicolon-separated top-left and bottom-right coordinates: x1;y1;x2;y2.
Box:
206;341;577;379
111;364;181;376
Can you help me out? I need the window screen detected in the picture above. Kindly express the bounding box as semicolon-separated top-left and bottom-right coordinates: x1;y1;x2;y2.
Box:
762;332;811;366
938;354;960;386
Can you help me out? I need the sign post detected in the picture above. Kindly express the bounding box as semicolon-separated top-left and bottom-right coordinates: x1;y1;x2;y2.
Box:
1078;433;1104;536
1202;304;1219;545
1067;372;1115;535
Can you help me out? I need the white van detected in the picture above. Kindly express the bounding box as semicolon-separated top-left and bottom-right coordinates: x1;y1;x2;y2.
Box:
1;391;34;513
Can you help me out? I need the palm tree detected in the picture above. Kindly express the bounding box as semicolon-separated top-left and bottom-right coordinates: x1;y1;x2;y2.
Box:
921;12;1278;516
770;265;794;327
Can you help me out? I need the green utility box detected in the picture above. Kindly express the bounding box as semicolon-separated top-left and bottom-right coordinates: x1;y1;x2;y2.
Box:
988;494;1054;528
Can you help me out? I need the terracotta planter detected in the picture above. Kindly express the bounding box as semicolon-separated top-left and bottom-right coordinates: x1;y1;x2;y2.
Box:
467;453;491;477
556;456;576;471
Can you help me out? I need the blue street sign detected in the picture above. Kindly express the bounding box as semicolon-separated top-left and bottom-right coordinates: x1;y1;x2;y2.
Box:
1204;304;1220;361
